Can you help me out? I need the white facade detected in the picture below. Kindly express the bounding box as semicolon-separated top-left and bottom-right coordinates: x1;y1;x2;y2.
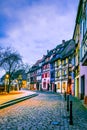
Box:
42;77;50;90
55;81;61;93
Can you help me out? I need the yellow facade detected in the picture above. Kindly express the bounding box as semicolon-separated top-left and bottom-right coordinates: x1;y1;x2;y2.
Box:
73;23;80;98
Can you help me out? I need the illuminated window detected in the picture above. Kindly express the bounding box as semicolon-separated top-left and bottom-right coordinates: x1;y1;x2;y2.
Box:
62;82;66;90
57;83;60;89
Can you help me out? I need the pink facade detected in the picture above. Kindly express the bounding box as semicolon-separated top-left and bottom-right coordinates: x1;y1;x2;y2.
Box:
80;64;87;97
42;64;50;91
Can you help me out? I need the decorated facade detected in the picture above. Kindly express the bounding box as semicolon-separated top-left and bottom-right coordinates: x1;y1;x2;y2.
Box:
27;0;87;104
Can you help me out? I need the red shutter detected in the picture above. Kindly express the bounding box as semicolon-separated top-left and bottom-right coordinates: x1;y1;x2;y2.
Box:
42;74;44;78
45;73;47;78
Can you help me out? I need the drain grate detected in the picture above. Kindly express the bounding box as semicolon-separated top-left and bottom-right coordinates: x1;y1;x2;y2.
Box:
51;121;60;125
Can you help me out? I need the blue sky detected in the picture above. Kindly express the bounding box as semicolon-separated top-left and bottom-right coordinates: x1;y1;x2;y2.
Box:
0;0;79;65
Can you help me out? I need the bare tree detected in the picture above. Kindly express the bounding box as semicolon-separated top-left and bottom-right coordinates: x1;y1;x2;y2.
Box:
0;47;5;66
20;63;30;73
0;47;22;93
9;62;30;90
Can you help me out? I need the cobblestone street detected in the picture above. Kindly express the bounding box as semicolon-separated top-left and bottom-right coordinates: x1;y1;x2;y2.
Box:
0;91;87;130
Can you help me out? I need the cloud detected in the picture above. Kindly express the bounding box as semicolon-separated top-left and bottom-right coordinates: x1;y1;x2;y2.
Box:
0;0;79;65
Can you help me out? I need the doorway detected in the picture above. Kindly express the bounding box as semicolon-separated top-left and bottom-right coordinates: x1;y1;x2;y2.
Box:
81;75;85;99
77;78;79;98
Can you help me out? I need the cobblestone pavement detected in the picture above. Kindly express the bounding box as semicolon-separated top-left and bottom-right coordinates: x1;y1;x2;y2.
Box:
0;91;87;130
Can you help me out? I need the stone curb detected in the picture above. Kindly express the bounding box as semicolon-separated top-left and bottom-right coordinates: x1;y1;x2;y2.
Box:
0;93;38;109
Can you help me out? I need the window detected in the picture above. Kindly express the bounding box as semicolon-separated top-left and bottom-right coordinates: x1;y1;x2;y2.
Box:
42;74;44;78
80;19;83;43
64;70;66;75
64;59;66;65
58;71;60;77
72;57;75;65
47;72;50;77
57;83;60;89
55;61;58;67
62;82;66;90
37;76;41;80
83;18;86;36
55;72;58;78
69;72;72;76
47;64;49;68
66;58;68;63
62;60;64;65
62;70;64;76
45;73;47;78
58;60;61;66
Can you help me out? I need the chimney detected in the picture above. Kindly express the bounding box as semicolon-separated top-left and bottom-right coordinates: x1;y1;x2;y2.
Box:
62;40;65;44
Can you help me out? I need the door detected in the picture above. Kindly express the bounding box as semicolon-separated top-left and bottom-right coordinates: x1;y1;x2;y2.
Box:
77;78;79;98
81;75;85;99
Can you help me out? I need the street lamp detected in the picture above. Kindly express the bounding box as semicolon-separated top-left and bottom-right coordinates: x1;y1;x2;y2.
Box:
5;74;9;92
6;74;9;79
18;75;22;90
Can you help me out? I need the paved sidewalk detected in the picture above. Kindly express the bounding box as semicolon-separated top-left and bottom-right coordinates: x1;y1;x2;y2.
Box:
0;90;36;105
62;94;87;129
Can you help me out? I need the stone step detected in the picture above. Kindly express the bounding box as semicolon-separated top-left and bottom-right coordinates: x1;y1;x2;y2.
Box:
0;93;38;109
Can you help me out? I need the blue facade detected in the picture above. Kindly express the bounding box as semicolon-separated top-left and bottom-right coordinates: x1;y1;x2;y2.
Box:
50;62;55;83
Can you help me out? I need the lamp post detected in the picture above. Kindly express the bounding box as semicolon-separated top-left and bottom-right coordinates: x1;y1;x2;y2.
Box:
5;74;9;92
18;75;22;90
15;79;18;90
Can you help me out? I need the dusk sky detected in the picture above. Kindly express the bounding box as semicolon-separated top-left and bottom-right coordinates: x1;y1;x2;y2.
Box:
0;0;79;65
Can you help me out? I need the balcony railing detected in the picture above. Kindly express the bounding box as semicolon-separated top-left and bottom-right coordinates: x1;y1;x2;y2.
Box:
55;77;61;81
69;63;72;67
55;65;62;70
43;68;50;72
62;63;68;68
61;74;68;79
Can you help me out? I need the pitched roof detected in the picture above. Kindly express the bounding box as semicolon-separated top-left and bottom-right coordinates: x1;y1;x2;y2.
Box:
29;39;75;72
61;39;75;59
50;39;75;62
